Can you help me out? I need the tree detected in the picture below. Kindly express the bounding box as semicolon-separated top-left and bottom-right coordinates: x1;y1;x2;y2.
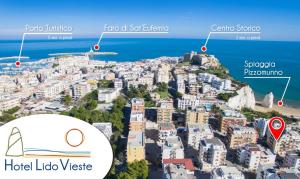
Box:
85;99;98;110
63;95;72;105
217;92;238;102
124;160;149;179
52;63;59;68
117;172;132;179
175;92;183;98
81;90;98;102
124;85;155;107
0;113;16;122
0;106;20;122
116;160;148;179
156;82;168;92
98;80;113;88
5;106;20;114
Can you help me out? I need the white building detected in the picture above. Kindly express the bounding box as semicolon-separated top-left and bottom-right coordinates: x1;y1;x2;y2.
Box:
198;73;216;83
162;136;184;160
198;73;231;91
254;118;269;137
0;96;21;111
256;164;278;179
199;138;227;172
56;55;89;67
114;78;123;90
126;80;139;89
188;73;197;84
202;84;211;94
72;81;91;100
162;159;195;179
155;64;170;84
285;150;300;174
158;122;177;145
257;164;300;179
237;144;276;171
36;81;66;99
176;79;186;94
187;123;214;150
130;112;144;122
98;88;119;103
211;78;231;90
177;94;201;110
138;76;154;89
211;166;245;179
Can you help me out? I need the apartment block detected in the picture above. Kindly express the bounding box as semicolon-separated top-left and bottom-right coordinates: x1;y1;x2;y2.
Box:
98;88;120;103
199;138;227;172
131;98;145;114
129;112;145;132
177;94;201;110
227;126;258;149
186;107;209;125
267;127;300;157
0;96;21;111
162;159;195;179
211;166;244;179
127;131;145;163
187;123;214;150
157;101;173;122
71;81;91;100
114;78;123;89
284;150;300;174
162;136;184;160
237;144;276;171
220;109;247;134
158;122;177;145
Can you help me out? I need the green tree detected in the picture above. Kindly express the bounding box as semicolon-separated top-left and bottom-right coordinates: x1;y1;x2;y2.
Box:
85;99;98;110
0;113;16;122
98;80;114;88
52;63;59;68
156;82;168;92
217;92;238;102
5;106;20;114
117;172;132;179
81;90;98;102
175;92;183;98
126;160;149;179
63;95;72;105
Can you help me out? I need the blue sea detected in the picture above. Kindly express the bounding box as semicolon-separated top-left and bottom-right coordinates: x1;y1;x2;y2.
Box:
0;38;299;108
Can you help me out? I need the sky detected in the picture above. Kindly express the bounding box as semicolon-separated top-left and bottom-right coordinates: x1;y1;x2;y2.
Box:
0;0;300;41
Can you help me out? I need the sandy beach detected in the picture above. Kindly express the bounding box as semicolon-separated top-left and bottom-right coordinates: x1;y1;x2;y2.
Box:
255;101;300;119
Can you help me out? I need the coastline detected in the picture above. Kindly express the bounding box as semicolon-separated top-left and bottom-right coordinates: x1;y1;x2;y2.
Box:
0;54;299;119
1;38;299;107
255;101;300;119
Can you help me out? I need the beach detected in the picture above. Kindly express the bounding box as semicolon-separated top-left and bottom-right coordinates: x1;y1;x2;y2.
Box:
255;101;300;119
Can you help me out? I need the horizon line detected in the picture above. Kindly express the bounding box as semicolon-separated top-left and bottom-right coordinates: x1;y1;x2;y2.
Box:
0;37;299;43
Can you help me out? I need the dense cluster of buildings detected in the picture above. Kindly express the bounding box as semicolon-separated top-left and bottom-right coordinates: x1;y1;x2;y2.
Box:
1;52;300;179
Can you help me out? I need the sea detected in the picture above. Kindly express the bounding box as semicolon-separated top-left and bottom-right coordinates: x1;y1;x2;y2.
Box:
0;38;299;108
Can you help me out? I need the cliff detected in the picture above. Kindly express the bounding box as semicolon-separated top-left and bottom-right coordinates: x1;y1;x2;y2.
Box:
227;85;256;110
262;92;274;108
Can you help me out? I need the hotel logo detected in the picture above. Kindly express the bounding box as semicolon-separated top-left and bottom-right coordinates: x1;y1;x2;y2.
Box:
0;114;113;179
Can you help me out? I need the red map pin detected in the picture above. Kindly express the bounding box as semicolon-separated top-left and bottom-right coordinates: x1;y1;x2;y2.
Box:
15;61;21;67
93;44;100;51
268;117;285;140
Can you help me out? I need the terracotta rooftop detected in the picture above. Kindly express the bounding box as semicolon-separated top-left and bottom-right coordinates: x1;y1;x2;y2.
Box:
163;158;195;171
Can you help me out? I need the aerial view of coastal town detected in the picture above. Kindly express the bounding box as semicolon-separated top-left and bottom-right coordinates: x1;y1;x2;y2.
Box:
0;0;300;179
